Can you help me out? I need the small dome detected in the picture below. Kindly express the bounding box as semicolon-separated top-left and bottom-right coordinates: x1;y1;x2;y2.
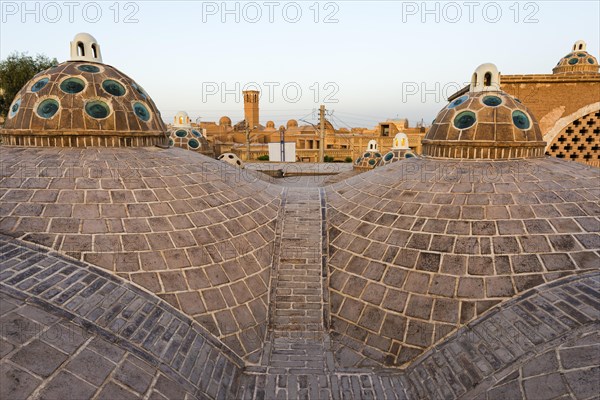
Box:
354;145;382;170
217;152;244;168
70;32;102;63
553;40;599;74
174;111;191;128
422;63;545;160
1;33;166;148
392;132;410;150
377;148;416;167
287;119;298;128
169;126;211;155
266;120;275;129
219;116;232;127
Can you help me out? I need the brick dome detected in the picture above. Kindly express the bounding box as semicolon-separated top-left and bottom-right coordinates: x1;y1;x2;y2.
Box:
326;63;600;369
422;64;546;160
553;40;599;74
1;33;167;148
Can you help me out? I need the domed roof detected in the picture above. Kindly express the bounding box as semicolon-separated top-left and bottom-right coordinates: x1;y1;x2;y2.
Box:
220;116;232;126
173;111;191;128
218;152;244;168
423;63;545;160
169;125;211;155
553;40;599;74
1;33;166;148
0;146;280;361
286;119;298;128
266;120;275;129
326;62;599;369
377;148;416;167
354;150;382;170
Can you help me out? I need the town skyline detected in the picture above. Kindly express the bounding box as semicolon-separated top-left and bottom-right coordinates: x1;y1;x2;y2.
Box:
2;1;599;127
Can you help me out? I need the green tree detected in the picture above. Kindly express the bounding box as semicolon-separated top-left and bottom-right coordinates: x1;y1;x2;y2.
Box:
0;52;58;119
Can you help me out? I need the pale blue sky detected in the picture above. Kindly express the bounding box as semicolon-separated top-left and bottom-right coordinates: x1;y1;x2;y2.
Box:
1;1;598;128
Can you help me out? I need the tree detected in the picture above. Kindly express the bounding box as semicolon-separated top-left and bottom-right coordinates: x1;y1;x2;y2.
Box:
0;52;58;119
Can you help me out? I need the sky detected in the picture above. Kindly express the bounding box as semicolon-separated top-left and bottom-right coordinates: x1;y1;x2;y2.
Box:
1;1;599;128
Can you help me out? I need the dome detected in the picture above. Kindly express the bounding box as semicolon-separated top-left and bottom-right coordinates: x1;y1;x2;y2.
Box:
354;150;382;170
220;116;232;126
286;119;298;129
1;33;166;148
266;120;275;129
173;111;191;128
326;66;600;367
169;125;211;155
377;148;416;167
422;63;545;160
392;132;410;150
553;40;599;74
218;152;244;168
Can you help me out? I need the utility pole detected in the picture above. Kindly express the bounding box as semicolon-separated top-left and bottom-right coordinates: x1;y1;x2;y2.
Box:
318;105;325;163
245;123;250;161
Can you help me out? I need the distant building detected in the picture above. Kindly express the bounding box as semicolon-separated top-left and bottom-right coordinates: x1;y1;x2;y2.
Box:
200;90;427;162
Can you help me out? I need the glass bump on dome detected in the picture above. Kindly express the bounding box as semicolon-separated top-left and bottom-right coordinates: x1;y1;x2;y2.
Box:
405;153;415;158
78;64;100;73
448;95;469;109
9;98;21;118
31;77;49;92
169;138;174;147
568;58;579;65
375;153;381;158
59;77;85;94
85;100;110;119
133;102;151;122
175;130;188;138
36;99;60;119
102;80;126;96
132;83;147;99
192;130;203;137
368;159;376;166
589;58;596;64
512;110;531;130
482;95;502;107
577;53;587;57
565;53;573;58
364;152;371;158
384;152;394;161
188;139;200;149
453;111;477;129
